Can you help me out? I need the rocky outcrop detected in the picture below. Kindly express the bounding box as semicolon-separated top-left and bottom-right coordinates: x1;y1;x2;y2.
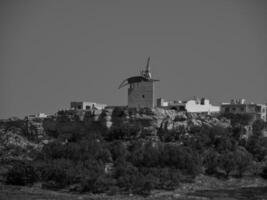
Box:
1;128;38;149
43;108;231;140
0;118;48;163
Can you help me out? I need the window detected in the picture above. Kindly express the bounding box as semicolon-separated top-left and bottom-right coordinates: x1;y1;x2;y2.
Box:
179;106;186;111
225;107;230;113
86;106;91;110
240;107;245;112
231;107;236;112
77;105;82;109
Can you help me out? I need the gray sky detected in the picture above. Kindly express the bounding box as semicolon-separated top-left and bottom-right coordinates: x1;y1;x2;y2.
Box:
0;0;266;118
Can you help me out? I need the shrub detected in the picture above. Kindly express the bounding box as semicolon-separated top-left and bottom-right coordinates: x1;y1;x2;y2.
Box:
107;185;120;195
79;175;116;193
114;161;139;190
6;161;38;186
157;168;180;190
109;141;128;161
222;113;253;126
234;147;252;177
203;149;220;175
38;159;71;188
219;151;236;177
133;174;157;196
36;159;105;190
246;135;267;161
252;119;266;136
261;166;267;179
161;145;201;175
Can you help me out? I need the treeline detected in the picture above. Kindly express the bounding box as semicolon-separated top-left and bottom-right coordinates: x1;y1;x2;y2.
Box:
4;114;267;196
6;139;198;195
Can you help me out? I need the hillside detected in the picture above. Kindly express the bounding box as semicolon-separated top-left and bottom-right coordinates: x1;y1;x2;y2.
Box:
43;107;231;141
0;108;267;199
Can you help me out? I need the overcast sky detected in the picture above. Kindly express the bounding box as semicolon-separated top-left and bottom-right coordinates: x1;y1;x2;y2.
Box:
0;0;266;118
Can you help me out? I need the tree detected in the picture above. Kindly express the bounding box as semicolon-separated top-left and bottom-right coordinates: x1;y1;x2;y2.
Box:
261;166;267;179
219;151;236;177
246;135;267;161
109;141;128;161
214;136;236;153
203;149;220;175
142;143;160;167
222;113;253;126
252;119;266;136
6;161;38;186
114;161;139;191
234;147;252;177
161;144;201;175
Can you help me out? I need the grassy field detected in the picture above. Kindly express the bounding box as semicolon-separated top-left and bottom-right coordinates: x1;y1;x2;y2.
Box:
1;175;267;200
1;184;267;200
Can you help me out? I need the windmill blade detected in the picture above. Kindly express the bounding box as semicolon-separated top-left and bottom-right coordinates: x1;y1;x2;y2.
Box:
118;79;129;89
146;57;150;72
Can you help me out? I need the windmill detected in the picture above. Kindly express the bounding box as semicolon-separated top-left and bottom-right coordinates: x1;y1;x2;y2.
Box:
118;57;159;108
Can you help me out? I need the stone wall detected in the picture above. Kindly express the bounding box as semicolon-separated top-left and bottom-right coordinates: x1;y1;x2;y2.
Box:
128;81;154;108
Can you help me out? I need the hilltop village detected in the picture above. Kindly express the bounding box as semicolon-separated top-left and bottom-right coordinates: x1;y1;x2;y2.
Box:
66;58;266;123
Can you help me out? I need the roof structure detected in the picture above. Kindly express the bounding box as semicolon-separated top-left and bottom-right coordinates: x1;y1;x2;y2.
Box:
118;57;159;89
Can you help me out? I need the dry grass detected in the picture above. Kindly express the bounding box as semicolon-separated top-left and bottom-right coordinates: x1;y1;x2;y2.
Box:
1;176;267;200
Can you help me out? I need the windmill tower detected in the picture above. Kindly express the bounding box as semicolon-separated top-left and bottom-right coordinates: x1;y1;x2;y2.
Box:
119;57;159;108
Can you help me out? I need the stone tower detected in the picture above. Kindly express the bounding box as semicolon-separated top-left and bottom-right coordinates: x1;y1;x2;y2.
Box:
119;57;159;108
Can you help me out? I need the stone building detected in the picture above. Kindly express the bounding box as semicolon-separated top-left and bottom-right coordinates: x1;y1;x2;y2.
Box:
221;99;267;122
119;57;159;108
70;101;106;110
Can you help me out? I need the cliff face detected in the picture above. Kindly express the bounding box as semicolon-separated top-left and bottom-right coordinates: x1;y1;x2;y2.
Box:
0;108;231;154
0;108;232;151
43;108;231;140
0;118;48;164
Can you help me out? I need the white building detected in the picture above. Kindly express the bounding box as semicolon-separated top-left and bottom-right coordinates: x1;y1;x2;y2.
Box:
185;98;220;113
157;97;220;114
70;101;107;111
26;113;48;120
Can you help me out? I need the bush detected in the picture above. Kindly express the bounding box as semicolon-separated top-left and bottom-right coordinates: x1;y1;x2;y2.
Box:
133;174;157;196
234;147;252;177
80;175;116;193
107;185;120;195
203;149;220;175
222;113;253;126
6;161;38;186
252;119;266;136
219;151;236;177
38;159;72;188
261;166;267;179
162;145;201;175
246;135;267;161
36;159;105;190
157;168;180;190
40;140;112;163
109;141;128;161
114;161;139;190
